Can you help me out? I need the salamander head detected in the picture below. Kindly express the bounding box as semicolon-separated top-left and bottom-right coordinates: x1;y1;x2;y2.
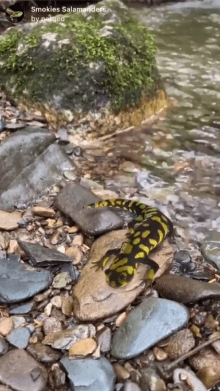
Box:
105;268;135;288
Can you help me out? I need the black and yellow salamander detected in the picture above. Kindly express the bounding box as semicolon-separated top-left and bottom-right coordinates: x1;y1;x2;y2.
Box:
85;199;173;288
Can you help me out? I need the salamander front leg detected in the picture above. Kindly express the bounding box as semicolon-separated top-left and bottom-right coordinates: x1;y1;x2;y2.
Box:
91;249;119;271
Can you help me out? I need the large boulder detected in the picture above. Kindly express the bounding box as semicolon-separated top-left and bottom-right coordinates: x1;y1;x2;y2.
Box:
0;0;166;130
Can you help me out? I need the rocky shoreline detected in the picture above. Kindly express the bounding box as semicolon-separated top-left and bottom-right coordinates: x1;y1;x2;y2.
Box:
0;90;220;391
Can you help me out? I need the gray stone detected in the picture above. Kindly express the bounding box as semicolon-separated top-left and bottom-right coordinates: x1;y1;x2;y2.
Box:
0;128;74;210
0;257;52;304
18;241;72;267
54;183;124;236
6;327;31;349
10;300;35;315
173;367;207;391
0;349;48;391
122;382;141;391
155;274;220;304
0;335;8;355
27;343;62;364
60;356;115;391
111;297;189;359
201;241;220;270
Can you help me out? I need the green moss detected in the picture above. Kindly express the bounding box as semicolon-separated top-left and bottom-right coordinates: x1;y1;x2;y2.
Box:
0;4;158;113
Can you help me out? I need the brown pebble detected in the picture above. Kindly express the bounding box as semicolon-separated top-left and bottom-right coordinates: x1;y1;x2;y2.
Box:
153;347;168;361
69;338;97;357
72;234;83;247
197;366;220;388
113;363;130;381
50;231;60;245
0;317;14;336
68;226;79;234
34;289;51;302
32;206;56;218
190;324;202;338
116;312;127;327
51;296;62;309
65;246;83;265
7;240;19;254
61;297;74;316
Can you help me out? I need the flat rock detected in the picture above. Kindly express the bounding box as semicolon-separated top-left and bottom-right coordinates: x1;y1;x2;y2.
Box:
0;210;21;230
18;241;72;266
111;297;189;359
201;241;220;270
27;343;62;364
10;300;35;315
0;128;74;210
155;274;220;304
73;230;174;321
60;356;115;391
0;349;48;391
0;257;52;304
54;183;124;236
6;326;31;349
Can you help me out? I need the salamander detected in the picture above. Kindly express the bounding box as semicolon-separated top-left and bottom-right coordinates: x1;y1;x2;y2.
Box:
85;199;173;288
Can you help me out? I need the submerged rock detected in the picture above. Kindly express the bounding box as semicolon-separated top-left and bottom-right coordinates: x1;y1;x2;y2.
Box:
155;274;220;303
111;297;189;359
0;349;48;391
0;257;52;304
19;241;72;266
0;128;74;210
60;356;115;391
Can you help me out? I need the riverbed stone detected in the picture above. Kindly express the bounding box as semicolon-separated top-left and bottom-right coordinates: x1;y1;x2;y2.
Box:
201;241;220;270
0;128;74;210
189;347;220;388
73;229;174;321
0;210;21;230
111;297;189;359
6;326;31;349
60;356;115;391
27;343;62;364
0;349;48;391
43;324;96;350
18;241;72;266
54;183;124;236
0;335;8;355
0;257;52;304
163;329;195;359
9;300;35;315
155;274;220;303
173;367;207;391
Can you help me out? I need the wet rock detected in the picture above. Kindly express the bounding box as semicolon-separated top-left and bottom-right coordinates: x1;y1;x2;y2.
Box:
73;228;174;321
111;297;188;359
0;128;74;210
10;300;35;315
27;343;62;364
155;274;220;303
0;349;48;391
201;241;220;270
52;272;72;288
18;241;72;266
0;256;52;304
69;338;97;357
173;367;207;391
0;210;21;230
60;356;115;391
43;317;62;335
0;335;8;355
63;169;77;181
139;367;166;391
0;317;14;336
61;296;74;316
32;206;56;218
65;246;83;265
43;324;95;350
6;326;31;349
163;329;195;359
54;182;124;236
113;364;130;381
189;347;220;388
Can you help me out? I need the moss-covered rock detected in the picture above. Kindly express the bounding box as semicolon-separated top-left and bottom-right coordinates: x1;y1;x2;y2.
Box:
0;0;167;128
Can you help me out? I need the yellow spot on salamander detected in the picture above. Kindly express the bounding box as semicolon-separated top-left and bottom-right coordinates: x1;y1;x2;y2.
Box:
123;243;133;254
139;244;150;254
142;223;150;227
135;251;145;259
161;215;168;222
128;228;135;235
146;268;155;281
139;204;146;209
149;238;158;247
151;216;168;234
117;265;134;274
133;237;141;245
129;201;133;207
134;231;141;237
157;229;164;243
142;230;150;238
136;215;144;222
110;258;128;270
116;200;122;205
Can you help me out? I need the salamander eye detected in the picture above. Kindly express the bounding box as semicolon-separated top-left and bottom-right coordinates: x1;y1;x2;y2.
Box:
118;272;127;283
